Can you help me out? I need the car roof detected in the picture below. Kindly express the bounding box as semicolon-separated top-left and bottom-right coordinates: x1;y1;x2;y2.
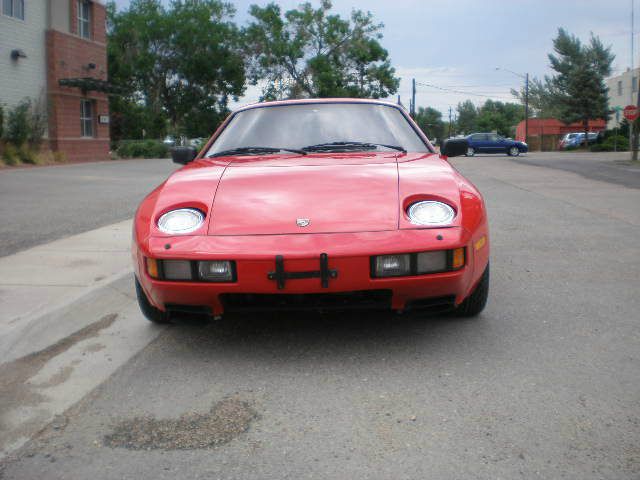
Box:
233;98;404;114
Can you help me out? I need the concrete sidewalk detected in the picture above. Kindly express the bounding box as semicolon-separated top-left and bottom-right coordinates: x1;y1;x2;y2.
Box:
0;220;165;458
0;220;133;362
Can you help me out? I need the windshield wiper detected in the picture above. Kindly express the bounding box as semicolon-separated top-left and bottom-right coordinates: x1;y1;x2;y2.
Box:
208;146;307;158
301;141;406;153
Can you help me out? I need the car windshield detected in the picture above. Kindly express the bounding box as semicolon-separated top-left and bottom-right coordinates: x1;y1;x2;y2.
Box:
205;103;429;156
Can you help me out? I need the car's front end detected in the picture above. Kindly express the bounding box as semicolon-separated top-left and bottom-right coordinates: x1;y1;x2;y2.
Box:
133;99;490;321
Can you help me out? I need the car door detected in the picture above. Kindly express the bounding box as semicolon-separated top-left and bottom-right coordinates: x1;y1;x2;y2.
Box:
485;133;502;153
471;134;488;152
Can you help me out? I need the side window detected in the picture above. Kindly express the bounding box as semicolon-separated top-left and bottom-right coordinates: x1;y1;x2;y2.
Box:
80;99;94;137
77;0;91;39
2;0;24;19
487;134;498;142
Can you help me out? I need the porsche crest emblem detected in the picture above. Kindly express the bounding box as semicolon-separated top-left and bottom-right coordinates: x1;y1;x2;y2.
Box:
296;218;311;227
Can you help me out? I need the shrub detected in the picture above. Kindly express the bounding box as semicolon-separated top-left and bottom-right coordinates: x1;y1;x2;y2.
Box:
28;95;47;148
53;151;67;163
6;101;31;146
17;144;39;164
1;144;20;166
590;135;629;152
116;139;168;158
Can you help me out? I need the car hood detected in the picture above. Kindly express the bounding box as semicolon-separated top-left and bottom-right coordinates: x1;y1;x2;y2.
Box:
143;152;464;237
208;153;399;235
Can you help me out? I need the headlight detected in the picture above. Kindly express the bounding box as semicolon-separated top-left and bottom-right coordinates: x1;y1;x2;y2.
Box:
157;208;204;234
407;201;455;226
373;254;411;277
198;260;235;282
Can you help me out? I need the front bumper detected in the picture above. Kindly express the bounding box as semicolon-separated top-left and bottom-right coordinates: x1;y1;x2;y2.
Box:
134;227;489;316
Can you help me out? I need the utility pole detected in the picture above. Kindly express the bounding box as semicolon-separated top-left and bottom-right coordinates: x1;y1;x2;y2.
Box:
525;73;529;145
496;67;529;143
631;0;635;160
448;107;452;138
411;78;416;117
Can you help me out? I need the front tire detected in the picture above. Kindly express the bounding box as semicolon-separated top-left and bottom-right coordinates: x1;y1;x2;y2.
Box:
466;147;475;157
508;146;520;156
135;276;169;323
455;263;489;317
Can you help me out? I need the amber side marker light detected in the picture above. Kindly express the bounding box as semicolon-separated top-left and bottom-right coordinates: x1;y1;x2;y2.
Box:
452;248;465;269
474;236;486;251
146;258;159;279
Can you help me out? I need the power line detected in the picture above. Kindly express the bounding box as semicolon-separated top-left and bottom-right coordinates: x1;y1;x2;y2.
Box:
415;81;516;100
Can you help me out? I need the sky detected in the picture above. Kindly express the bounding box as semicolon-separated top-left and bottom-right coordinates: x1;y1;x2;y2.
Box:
113;0;638;117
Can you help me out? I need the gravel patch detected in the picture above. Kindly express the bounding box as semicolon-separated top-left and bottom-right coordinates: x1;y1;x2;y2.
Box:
103;398;257;450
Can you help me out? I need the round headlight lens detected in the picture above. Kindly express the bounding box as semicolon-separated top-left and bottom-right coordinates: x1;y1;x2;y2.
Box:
157;208;204;234
407;201;455;226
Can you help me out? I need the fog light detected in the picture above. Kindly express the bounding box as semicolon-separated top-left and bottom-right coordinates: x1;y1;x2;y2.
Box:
198;260;234;282
452;248;465;269
373;254;411;277
146;258;159;279
162;260;192;280
416;251;447;274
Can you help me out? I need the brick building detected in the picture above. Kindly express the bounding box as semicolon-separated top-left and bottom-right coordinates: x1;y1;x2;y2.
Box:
1;0;111;161
515;118;606;151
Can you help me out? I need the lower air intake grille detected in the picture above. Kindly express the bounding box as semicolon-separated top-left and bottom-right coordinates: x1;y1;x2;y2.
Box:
221;290;392;313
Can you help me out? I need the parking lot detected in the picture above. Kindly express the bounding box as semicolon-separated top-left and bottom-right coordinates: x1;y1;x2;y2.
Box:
1;152;639;479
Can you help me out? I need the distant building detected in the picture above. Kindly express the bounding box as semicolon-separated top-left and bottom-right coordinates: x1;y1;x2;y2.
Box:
515;118;606;151
606;67;639;129
1;0;112;161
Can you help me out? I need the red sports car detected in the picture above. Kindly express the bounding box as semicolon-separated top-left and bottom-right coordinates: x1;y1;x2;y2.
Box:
132;99;489;322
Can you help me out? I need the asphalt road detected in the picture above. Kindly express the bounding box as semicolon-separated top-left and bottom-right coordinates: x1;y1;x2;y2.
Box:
511;151;640;188
0;159;177;257
1;153;639;479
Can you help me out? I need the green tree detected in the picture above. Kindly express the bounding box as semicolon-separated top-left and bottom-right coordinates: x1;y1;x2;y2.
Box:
107;0;245;140
414;107;444;142
548;28;614;144
456;100;478;135
476;100;524;137
244;1;399;100
511;77;563;119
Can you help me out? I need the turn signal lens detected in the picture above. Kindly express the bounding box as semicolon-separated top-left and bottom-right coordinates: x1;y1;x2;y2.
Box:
452;248;465;270
146;258;159;279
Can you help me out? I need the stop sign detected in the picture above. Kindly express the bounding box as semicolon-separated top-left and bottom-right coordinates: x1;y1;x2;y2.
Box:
623;104;639;121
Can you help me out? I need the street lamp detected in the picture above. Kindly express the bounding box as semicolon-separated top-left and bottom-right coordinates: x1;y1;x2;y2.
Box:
496;67;529;145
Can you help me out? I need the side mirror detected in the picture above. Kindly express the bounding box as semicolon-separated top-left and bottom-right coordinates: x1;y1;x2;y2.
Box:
441;138;469;158
171;146;197;165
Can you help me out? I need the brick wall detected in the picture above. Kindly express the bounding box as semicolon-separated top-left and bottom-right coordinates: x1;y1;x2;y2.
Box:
47;1;109;162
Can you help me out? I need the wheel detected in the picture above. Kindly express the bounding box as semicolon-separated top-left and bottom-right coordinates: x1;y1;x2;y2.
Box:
466;147;475;157
508;146;520;156
455;263;489;317
135;276;169;323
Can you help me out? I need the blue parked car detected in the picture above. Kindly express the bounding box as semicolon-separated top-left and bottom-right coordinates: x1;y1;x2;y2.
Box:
465;133;528;157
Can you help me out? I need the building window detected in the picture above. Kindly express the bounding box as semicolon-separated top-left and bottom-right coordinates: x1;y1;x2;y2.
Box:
617;80;623;96
77;0;91;39
2;0;25;20
633;76;638;93
80;100;94;137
